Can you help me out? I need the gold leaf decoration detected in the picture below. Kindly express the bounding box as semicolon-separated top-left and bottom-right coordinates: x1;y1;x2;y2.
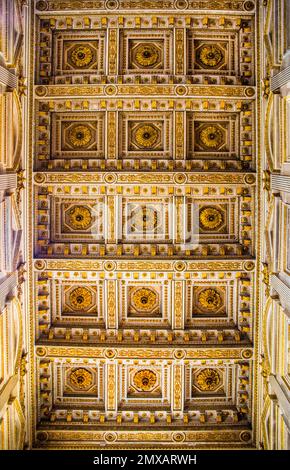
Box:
134;124;159;149
198;288;222;311
196;44;224;68
131;205;159;232
68;124;93;148
199;125;224;149
131;287;158;312
69;45;95;68
133;369;157;392
133;44;160;68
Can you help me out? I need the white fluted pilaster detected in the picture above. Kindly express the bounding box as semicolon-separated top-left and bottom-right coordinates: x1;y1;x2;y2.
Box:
271;174;290;193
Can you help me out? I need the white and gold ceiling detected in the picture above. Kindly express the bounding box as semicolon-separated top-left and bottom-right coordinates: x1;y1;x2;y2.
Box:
29;0;259;449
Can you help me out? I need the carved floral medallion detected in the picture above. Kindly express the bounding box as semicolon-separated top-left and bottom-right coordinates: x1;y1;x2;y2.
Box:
68;124;94;149
131;287;158;312
196;44;224;68
69;44;96;69
199;207;224;231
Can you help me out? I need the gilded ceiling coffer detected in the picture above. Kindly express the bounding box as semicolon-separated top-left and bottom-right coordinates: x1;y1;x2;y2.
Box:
29;0;258;450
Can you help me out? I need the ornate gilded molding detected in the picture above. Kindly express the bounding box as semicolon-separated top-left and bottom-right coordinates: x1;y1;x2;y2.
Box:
35;345;251;359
